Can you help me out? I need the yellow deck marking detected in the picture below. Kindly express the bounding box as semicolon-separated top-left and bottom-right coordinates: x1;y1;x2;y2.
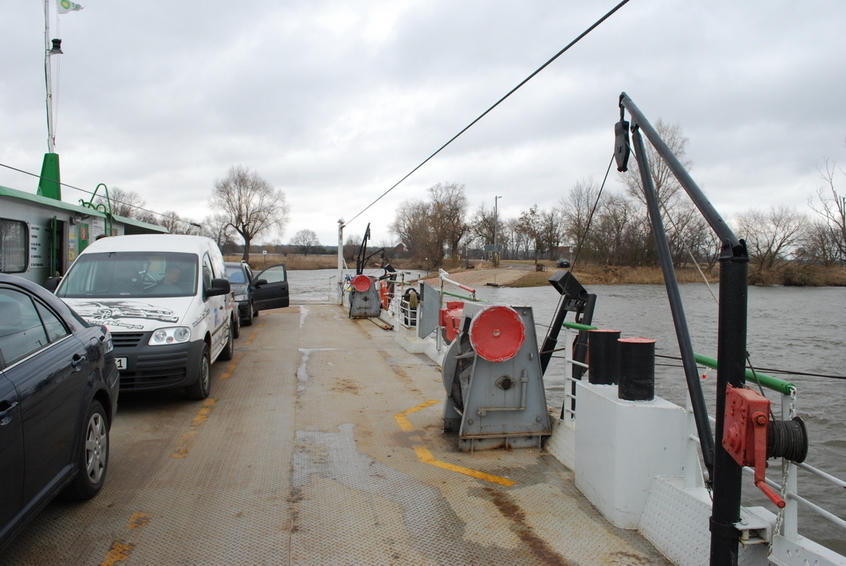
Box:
220;351;245;379
100;542;133;566
126;513;150;529
394;400;516;487
173;398;217;458
394;399;440;431
100;513;150;565
244;330;259;345
413;445;516;486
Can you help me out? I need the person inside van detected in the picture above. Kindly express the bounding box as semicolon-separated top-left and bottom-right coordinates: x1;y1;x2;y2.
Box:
157;265;184;294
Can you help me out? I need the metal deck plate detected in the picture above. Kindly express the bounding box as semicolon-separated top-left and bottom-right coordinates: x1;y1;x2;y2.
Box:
2;305;670;565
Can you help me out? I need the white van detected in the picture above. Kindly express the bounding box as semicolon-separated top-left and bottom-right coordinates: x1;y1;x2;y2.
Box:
53;234;234;399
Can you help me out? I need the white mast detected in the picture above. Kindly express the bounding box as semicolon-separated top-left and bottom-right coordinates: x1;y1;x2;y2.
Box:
44;0;60;153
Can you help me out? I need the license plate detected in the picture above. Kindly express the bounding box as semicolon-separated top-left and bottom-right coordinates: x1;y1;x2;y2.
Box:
115;357;127;370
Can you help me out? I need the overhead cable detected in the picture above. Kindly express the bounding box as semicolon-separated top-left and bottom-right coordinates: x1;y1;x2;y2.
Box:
345;0;631;227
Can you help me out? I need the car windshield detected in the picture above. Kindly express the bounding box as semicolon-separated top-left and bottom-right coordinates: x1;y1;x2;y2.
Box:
225;266;246;284
57;252;199;298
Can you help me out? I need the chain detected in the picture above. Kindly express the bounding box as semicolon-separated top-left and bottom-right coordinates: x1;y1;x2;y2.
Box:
768;386;798;557
788;386;797;419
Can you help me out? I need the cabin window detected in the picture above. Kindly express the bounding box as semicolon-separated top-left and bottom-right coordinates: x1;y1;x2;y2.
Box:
0;219;28;273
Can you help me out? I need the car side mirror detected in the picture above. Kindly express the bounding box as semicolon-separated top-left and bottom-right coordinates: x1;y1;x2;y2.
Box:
206;277;231;298
253;278;268;288
45;277;61;292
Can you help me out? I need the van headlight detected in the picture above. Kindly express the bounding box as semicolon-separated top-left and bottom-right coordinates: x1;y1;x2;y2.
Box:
234;294;248;302
149;327;191;345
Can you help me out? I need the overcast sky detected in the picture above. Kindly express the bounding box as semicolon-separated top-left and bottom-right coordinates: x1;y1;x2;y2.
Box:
2;0;845;247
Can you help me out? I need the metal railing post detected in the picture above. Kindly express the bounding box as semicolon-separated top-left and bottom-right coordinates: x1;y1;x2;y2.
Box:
781;392;799;540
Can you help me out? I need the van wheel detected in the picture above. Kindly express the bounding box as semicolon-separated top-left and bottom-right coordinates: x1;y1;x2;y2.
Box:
220;323;234;361
185;345;211;400
61;401;109;500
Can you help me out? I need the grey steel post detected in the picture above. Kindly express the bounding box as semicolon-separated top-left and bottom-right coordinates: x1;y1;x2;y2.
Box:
620;93;750;566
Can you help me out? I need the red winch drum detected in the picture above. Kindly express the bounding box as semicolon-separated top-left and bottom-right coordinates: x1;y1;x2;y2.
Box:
352;274;372;292
468;305;525;362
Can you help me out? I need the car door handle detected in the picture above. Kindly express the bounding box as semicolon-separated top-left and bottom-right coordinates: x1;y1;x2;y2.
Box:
0;401;19;425
71;353;87;370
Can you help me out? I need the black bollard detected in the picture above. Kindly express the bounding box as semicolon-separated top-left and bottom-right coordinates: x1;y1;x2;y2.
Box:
618;337;656;401
588;329;621;385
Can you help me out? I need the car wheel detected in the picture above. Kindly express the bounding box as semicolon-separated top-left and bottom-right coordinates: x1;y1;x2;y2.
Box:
220;322;234;361
61;400;109;500
232;313;241;339
243;301;254;326
185;344;211;400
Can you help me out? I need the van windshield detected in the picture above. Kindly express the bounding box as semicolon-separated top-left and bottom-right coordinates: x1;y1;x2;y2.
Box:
57;252;199;298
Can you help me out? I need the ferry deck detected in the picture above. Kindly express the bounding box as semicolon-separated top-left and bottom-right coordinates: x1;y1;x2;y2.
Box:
0;304;671;565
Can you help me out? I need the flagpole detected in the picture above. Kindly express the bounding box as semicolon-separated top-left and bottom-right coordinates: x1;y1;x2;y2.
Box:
38;0;63;201
44;0;56;153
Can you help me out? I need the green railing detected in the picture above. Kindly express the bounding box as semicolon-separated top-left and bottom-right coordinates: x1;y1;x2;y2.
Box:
692;354;795;395
560;321;796;394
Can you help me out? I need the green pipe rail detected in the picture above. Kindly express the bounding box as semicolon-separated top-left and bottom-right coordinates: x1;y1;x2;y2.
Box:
693;354;795;395
560;322;796;394
441;290;478;302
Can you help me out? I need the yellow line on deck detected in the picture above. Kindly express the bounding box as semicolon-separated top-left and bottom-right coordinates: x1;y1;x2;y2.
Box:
126;513;150;529
394;399;440;431
100;542;133;566
220;351;245;379
173;398;216;458
394;401;516;487
99;513;150;565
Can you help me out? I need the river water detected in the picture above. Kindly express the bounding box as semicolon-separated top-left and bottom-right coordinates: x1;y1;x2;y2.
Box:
288;269;846;552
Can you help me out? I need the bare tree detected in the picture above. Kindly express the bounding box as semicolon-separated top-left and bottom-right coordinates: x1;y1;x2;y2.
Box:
291;229;320;255
620;120;693;265
505;217;527;260
663;201;717;269
559;179;603;263
160;211;202;235
591;192;643;265
808;156;846;264
539;208;565;260
469;205;496;246
428;183;469;260
389;183;468;269
735;206;805;273
344;234;361;263
390;199;433;267
97;187;147;219
621;119;691;209
516;205;544;266
203;212;236;251
210;165;290;263
797;219;841;266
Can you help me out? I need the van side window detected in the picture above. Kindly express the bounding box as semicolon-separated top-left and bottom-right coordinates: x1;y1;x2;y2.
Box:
0;219;28;273
202;255;213;291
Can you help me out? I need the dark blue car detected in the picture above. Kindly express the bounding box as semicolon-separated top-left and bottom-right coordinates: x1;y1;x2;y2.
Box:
0;274;119;550
224;262;290;327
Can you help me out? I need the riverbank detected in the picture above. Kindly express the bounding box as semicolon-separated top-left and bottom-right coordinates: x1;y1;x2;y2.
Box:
434;263;846;288
232;255;846;287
